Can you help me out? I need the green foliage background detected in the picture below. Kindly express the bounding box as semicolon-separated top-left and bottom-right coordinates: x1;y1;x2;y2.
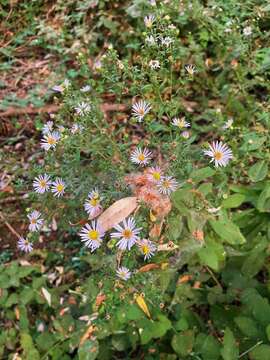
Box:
1;0;270;359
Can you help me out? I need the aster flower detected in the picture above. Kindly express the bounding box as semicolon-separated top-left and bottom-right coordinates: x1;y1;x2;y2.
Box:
42;121;54;134
144;15;155;28
203;141;233;167
74;102;91;116
157;176;178;195
160;36;173;47
131;100;151;122
116;267;131;281
243;26;252;36
172;117;190;129
33;174;51;194
71;123;84;134
111;217;141;251
52;79;70;93
18;237;33;253
181;131;191;139
137;239;157;260
40;131;60;151
149;0;156;5
27;210;44;232
130;147;152;166
84;189;103;218
147;166;163;183
80;85;91;92
145;35;156;46
79;221;105;252
51;178;66;197
185;64;196;75
222;118;234;130
149;60;160;69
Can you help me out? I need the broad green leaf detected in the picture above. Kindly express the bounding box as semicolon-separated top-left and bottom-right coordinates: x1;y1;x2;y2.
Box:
194;333;220;360
209;219;246;245
198;239;225;271
190;167;215;183
250;344;270;360
221;327;239;360
171;330;194;357
248;161;268;182
234;317;260;338
222;194;245;208
78;339;99;360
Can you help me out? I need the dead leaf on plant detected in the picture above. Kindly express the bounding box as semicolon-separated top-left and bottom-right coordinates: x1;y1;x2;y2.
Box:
138;263;160;272
158;242;179;251
98;197;138;231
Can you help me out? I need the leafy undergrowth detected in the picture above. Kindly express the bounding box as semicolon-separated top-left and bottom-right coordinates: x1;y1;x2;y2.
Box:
1;0;270;359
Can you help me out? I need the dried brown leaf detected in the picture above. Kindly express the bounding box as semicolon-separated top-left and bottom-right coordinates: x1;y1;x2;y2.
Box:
98;197;138;231
138;263;160;273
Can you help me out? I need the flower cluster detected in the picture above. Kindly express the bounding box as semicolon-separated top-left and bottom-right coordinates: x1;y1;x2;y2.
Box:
33;174;66;197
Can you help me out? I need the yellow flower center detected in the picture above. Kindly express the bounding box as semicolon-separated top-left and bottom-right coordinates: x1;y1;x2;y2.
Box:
214;151;223;161
152;172;161;181
163;180;170;188
88;230;99;240
138;154;145;161
122;229;132;239
177;120;185;128
138;109;145;116
142;245;150;255
31;219;37;224
39;180;47;188
56;184;64;192
90;198;99;206
47;137;56;145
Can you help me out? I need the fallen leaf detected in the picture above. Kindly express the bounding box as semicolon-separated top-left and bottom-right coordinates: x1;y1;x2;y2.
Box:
138;263;160;272
135;294;151;319
41;287;51;306
98;197;138;231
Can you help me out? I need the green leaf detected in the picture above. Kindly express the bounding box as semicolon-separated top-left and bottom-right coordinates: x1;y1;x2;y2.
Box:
234;317;260;338
209;219;246;245
250;344;270;360
190;167;216;183
198;238;225;271
21;333;40;360
78;339;99;360
221;327;239;360
257;183;270;212
195;333;221;360
171;330;194;357
248;161;268;182
222;194;246;208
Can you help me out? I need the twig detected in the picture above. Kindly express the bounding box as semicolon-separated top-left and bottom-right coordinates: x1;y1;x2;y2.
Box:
205;266;222;289
0;212;21;239
238;341;263;358
0;103;127;118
